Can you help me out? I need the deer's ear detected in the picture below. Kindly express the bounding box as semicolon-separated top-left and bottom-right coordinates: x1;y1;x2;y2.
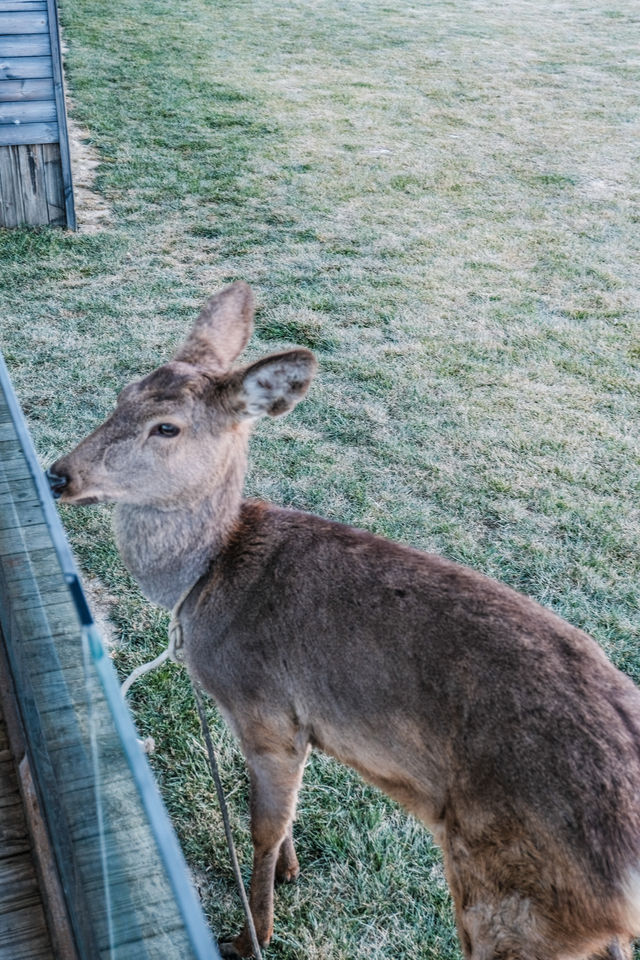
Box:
174;282;255;372
231;350;317;419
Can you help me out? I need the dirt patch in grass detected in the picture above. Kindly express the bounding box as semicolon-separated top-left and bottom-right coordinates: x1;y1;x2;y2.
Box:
81;574;119;646
67;116;112;233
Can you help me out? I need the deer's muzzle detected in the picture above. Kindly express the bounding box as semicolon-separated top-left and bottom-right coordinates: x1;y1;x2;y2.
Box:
46;468;69;499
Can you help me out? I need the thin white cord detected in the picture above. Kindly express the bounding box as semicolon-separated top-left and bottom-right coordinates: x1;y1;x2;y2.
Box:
121;646;171;698
120;584;190;698
118;581;263;955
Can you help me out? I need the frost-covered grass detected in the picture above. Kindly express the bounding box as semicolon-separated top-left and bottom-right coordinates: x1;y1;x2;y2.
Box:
1;0;638;955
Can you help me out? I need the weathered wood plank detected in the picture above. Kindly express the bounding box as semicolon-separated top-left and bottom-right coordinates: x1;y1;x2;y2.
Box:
13;657;83;703
42;139;62;223
0;481;40;505
0;455;33;480
0;141;21;223
0;902;52;958
0;423;17;440
9;613;72;652
0;78;54;101
0;772;23;812
0;524;63;576
0;763;22;801
0;458;26;473
0;120;57;146
0;549;63;584
0;454;35;479
0;833;30;858
0;434;22;462
0;497;41;530
0;141;19;227
0;57;52;81
11;595;81;635
15;139;47;222
0;140;61;224
0;100;56;124
0;501;43;532
0;436;28;462
0;563;65;597
0;523;53;556
0;35;50;57
0;796;30;854
0;10;47;33
0;485;44;507
4;582;69;611
0;752;18;784
0;496;41;518
0;855;41;914
0;2;47;10
0;437;20;457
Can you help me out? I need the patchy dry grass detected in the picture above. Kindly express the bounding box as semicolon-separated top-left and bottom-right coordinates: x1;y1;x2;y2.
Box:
1;0;639;956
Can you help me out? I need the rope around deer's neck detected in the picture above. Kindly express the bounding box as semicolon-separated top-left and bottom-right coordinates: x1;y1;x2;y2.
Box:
120;583;264;960
120;583;192;697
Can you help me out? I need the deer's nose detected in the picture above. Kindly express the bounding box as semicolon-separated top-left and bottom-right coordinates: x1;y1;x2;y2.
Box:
46;468;69;499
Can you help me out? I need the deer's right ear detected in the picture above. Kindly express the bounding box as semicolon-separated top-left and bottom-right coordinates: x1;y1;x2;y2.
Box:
173;282;255;373
229;349;317;419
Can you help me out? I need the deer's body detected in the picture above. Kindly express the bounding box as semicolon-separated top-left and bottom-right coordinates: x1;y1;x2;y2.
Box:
49;283;640;960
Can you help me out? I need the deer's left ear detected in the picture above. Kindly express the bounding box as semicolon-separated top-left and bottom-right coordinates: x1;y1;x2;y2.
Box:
230;350;317;418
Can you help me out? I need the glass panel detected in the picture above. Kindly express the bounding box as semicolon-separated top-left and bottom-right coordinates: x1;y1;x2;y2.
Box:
0;352;219;960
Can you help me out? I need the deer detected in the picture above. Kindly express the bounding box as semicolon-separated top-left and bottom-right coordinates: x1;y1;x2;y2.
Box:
47;282;640;960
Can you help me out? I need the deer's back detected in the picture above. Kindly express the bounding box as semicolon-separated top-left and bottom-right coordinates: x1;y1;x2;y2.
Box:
183;500;640;899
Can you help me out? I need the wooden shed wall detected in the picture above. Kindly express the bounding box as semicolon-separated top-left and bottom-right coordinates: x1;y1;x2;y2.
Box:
0;0;75;228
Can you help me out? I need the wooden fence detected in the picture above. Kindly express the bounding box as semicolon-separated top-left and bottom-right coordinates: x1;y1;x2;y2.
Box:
0;353;220;959
0;0;75;228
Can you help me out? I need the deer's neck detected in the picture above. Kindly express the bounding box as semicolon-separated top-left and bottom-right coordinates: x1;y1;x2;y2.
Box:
113;480;244;610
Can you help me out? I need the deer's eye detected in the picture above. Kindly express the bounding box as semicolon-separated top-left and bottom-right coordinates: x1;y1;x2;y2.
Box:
151;423;181;438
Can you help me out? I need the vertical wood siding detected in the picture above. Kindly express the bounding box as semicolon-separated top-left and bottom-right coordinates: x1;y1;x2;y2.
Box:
0;142;64;225
0;0;74;227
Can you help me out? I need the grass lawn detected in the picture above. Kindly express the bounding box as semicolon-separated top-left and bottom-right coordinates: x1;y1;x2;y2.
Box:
1;0;639;956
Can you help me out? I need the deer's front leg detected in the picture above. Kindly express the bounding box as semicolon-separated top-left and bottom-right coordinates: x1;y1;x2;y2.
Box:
275;821;299;883
220;742;308;958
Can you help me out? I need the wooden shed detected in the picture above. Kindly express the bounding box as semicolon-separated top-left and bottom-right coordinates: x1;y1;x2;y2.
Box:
0;353;220;959
0;0;75;228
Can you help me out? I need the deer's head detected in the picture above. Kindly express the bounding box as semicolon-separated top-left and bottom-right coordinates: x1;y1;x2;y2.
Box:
48;283;317;509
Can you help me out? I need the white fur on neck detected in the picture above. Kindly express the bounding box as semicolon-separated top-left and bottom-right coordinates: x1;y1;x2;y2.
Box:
114;495;237;608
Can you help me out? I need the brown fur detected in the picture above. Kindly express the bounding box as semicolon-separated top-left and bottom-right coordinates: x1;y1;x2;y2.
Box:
49;283;640;959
